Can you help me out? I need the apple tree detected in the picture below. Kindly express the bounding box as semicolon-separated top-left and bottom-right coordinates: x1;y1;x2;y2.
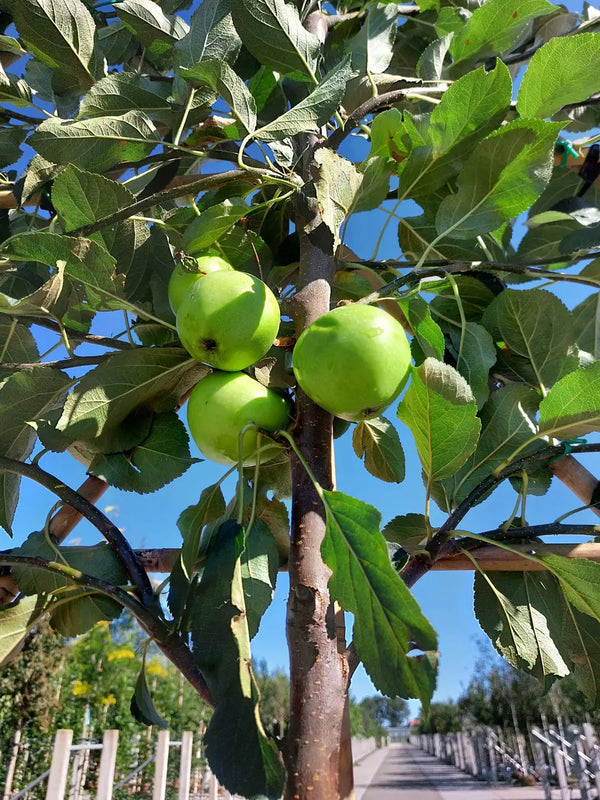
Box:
1;0;600;798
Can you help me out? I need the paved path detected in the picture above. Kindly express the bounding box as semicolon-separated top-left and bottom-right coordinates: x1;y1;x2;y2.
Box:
355;743;550;800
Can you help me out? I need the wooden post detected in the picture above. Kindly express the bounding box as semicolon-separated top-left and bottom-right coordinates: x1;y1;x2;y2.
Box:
96;730;119;800
45;730;73;800
152;730;170;800
552;741;570;800
2;722;22;800
208;770;218;800
486;731;497;783
582;723;600;797
570;732;590;800
534;741;552;800
178;732;193;800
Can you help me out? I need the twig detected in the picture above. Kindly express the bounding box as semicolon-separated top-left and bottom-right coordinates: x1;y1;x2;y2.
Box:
0;457;155;607
0;354;116;371
20;318;134;351
432;541;600;570
401;442;600;587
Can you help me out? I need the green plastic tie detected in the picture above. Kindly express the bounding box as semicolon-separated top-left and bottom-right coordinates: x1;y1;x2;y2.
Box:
548;437;588;463
557;140;579;168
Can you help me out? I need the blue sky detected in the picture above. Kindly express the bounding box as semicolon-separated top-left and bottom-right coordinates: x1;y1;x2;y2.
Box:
7;0;600;716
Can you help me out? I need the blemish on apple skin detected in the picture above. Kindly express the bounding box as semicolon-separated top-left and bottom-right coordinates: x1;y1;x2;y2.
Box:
366;327;383;338
201;338;218;353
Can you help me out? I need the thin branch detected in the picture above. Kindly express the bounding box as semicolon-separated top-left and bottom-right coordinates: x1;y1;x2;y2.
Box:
327;87;442;150
402;442;600;587
70;169;300;238
20;318;134;351
355;258;600;305
0;457;155;607
0;354;115;371
0;553;213;706
0;109;46;125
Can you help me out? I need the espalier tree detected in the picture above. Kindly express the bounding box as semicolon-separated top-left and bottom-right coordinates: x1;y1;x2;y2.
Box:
1;0;600;798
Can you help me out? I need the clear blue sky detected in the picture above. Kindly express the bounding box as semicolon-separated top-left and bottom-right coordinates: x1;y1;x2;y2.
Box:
8;0;599;717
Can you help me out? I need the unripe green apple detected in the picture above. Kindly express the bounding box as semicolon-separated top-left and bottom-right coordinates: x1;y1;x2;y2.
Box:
168;255;232;313
177;271;280;371
187;371;290;465
293;304;411;422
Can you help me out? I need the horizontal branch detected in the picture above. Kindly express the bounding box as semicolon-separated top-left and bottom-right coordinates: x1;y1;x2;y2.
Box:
433;542;600;571
0;553;213;707
21;318;134;351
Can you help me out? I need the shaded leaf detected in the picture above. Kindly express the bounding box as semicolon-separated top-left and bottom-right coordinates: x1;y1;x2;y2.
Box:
182;199;250;254
0;369;71;534
175;0;241;67
350;4;399;74
115;0;188;53
382;513;428;554
572;293;600;358
131;661;168;728
29;112;160;173
447;322;497;409
257;56;352;142
312;148;361;246
352;416;405;483
482;288;575;391
181;59;256;136
230;0;320;78
0;595;48;665
321;490;437;701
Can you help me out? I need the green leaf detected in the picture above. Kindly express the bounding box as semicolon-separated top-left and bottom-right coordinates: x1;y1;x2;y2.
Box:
0;320;38;374
401;296;445;364
352;417;405;484
181;60;257;136
560;221;600;255
397;358;481;483
8;0;96;92
517;33;600;119
438;384;540;511
399;62;512;200
131;661;168;728
256;56;352;142
416;34;452;82
447;322;497;409
28;111;160;173
0;64;33;108
474;570;569;687
0;126;26;168
78;72;205;127
96;20;136;65
114;0;188;53
368;108;425;162
321;490;437;700
351;157;393;214
3;232;127;315
182;199;250;254
450;0;555;63
12;534;127;636
230;0;320;78
482;288;575;391
88;412;199;493
541;554;600;624
516;218;582;265
382;513;428;554
0;595;48;665
0;264;65;319
539;361;600;439
179;484;227;577
572;293;600;358
350;4;399;74
191;521;284;798
57;348;207;445
435;120;562;240
241;521;279;639
0;369;71;534
311;148;362;247
175;0;241;67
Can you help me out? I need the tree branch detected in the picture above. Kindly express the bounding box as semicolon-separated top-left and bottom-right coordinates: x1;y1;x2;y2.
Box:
0;553;213;707
355;258;600;305
0;457;155;608
69;169;299;238
433;541;600;570
402;442;600;587
20;318;135;351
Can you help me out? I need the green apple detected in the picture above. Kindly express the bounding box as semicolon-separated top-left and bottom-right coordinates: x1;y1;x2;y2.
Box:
168;255;232;313
187;371;291;465
293;304;411;422
177;271;280;371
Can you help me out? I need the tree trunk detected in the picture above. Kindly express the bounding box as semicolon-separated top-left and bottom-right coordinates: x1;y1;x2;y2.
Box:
284;217;352;798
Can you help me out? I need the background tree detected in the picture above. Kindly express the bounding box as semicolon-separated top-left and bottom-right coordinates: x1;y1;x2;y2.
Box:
1;1;600;799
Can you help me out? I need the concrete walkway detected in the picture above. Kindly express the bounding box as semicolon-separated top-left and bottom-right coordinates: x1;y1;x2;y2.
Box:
355;743;551;800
